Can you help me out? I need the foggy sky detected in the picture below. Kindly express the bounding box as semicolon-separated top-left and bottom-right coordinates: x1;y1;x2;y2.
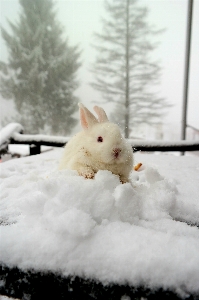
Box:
1;0;199;134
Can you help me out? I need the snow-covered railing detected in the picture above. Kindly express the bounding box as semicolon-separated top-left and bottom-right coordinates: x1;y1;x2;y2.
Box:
9;131;70;155
130;139;199;152
10;134;199;152
1;123;199;156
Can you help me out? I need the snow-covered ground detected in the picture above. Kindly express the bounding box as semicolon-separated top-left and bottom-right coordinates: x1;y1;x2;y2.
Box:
0;149;199;298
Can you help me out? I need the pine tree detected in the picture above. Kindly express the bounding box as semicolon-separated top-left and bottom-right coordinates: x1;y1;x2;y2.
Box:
0;0;81;135
91;0;170;138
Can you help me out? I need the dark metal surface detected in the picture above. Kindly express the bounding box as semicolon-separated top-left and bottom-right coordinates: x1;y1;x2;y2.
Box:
1;265;198;300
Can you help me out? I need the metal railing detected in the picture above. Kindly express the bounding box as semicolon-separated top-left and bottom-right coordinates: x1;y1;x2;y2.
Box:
1;123;199;157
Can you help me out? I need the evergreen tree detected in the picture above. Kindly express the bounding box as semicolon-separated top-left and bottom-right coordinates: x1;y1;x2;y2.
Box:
0;0;81;135
91;0;170;138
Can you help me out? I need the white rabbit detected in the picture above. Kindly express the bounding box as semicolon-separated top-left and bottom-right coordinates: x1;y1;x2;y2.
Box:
59;103;133;183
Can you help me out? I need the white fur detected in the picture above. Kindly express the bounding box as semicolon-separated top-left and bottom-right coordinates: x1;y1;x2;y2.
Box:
59;103;133;183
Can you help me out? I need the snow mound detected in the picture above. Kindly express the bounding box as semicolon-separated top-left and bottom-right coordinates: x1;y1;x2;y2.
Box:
0;160;176;233
0;149;199;298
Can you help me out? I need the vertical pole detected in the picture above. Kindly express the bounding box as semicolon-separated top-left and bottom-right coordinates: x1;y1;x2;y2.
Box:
125;0;130;138
30;144;41;155
181;0;194;142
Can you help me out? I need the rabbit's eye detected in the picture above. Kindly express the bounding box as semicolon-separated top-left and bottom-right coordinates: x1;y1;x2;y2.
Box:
97;136;103;142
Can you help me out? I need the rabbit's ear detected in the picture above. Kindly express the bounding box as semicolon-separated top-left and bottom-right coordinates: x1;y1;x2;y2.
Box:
93;106;109;123
78;103;98;129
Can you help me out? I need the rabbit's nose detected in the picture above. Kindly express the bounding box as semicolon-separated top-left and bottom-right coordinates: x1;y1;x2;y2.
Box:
113;148;121;158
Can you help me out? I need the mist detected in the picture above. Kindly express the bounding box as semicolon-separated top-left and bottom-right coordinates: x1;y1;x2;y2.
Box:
0;0;199;140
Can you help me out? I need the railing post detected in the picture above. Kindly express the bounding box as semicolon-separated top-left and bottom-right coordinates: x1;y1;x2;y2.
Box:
30;144;41;155
181;0;194;143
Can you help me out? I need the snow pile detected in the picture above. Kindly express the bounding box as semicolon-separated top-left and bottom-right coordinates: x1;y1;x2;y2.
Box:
0;149;199;297
12;132;69;144
0;123;23;149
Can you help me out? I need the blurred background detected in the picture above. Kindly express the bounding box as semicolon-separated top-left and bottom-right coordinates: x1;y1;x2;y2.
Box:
0;0;199;141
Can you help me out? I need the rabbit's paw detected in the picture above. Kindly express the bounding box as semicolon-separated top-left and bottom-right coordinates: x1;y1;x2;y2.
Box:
78;167;95;180
82;172;95;179
119;175;129;184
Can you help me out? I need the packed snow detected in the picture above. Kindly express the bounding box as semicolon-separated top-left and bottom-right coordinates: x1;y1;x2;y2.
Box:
0;149;199;298
0;297;19;300
0;123;23;149
7;145;53;157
